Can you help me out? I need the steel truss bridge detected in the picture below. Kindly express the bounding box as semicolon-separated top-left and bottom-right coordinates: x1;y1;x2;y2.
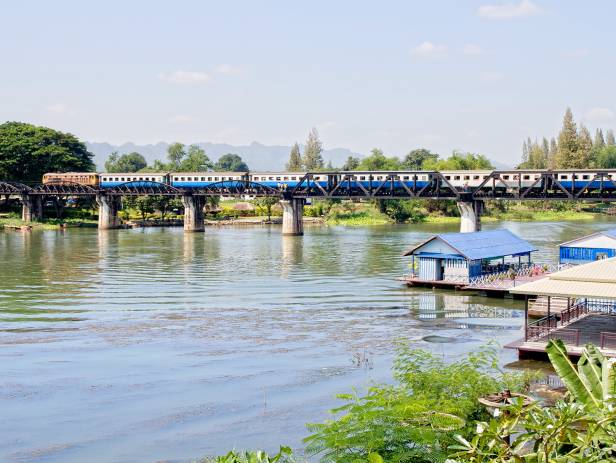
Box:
2;170;616;201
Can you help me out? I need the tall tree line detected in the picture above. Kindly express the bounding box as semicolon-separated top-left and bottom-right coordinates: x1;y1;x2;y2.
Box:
520;108;616;169
286;128;325;171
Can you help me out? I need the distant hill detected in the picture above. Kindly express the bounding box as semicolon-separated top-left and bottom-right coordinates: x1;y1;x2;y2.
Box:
86;141;362;172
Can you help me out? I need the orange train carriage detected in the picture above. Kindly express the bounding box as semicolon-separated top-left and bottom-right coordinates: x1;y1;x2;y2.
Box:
42;172;100;187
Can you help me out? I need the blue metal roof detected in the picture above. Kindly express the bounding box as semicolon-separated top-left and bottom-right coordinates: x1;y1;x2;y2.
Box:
404;229;537;260
437;230;536;260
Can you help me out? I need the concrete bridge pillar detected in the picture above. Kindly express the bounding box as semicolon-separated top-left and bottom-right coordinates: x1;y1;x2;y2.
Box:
182;195;205;232
457;200;483;233
96;194;121;230
21;194;43;222
280;198;304;236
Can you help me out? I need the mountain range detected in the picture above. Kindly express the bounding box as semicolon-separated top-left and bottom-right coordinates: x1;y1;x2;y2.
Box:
86;141;512;171
86;141;362;172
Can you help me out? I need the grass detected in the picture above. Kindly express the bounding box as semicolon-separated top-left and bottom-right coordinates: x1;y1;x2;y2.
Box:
326;204;391;226
485;209;598;221
0;215;97;230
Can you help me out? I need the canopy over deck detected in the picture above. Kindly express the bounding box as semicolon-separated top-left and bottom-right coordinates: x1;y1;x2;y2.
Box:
402;229;537;260
510;257;616;300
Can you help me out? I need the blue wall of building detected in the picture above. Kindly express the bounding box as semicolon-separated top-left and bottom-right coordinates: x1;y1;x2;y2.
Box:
559;246;616;264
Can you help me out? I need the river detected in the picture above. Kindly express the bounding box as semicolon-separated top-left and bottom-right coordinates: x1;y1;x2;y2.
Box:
1;219;614;462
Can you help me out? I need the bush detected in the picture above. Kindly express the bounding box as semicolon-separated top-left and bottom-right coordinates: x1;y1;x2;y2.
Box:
304;343;531;463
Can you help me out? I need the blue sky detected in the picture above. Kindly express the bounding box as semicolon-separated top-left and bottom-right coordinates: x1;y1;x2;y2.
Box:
1;1;614;165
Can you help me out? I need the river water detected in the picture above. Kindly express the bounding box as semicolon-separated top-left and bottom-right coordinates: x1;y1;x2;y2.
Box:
1;219;614;462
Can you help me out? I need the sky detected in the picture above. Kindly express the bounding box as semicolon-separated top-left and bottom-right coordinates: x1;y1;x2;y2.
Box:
1;0;614;165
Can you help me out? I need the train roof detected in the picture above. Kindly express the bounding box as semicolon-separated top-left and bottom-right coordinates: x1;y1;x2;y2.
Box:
170;171;247;176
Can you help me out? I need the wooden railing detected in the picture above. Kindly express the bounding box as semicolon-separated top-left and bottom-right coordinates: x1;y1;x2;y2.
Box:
526;314;558;340
600;332;616;350
560;302;589;324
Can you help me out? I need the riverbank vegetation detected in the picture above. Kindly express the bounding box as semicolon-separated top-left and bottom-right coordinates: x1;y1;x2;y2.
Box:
203;341;616;463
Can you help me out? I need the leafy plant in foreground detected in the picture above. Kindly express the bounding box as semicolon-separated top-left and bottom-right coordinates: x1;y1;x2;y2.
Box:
202;447;294;463
304;342;531;463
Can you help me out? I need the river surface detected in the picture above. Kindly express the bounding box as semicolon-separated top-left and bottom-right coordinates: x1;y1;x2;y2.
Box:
1;219;615;463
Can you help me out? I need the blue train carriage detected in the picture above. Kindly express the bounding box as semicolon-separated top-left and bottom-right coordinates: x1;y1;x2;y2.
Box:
100;172;170;188
170;172;248;188
559;228;616;264
553;170;616;189
250;172;310;189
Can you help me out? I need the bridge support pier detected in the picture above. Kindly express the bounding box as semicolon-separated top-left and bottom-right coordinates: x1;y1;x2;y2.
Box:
96;194;121;230
21;194;43;222
182;195;205;232
280;198;304;236
457;200;483;233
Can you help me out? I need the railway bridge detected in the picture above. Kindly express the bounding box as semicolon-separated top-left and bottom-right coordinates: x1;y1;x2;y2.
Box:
2;169;616;235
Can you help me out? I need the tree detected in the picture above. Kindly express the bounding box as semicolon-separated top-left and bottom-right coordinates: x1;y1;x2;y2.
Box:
134;196;155;221
594;128;606;149
214;153;249;171
548;137;558;168
596;145;616;168
357;148;401;170
150;196;180;221
342;155;360;171
167;142;186;170
179;145;212;171
578;124;593;167
607;129;616;146
424;151;493;170
286;143;303;171
303;128;324;171
402;148;439;170
0;121;94;182
104;151;147;173
556;108;581;168
253;196;278;221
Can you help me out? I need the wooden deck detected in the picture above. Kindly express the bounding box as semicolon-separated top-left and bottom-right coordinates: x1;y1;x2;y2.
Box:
506;313;616;359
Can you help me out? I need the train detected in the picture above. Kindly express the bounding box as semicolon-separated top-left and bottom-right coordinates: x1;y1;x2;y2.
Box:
41;169;616;191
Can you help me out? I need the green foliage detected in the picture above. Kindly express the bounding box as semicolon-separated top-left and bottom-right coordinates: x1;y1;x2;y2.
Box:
356;148;402;170
286;143;303;171
402;149;439;170
215;153;249;171
383;200;427;223
104;151;147;173
303;128;324;171
134;196;155;221
450;343;616;462
595;145;616;168
305;343;528;463
342;155;361;171
203;447;293;463
423;151;493;171
0;121;94;182
253;197;279;221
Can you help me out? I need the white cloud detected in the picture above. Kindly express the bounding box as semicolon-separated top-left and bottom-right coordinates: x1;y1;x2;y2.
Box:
411;41;447;57
159;70;210;84
585;107;615;123
480;71;504;82
463;44;484;55
477;0;542;20
214;64;241;75
168;114;193;124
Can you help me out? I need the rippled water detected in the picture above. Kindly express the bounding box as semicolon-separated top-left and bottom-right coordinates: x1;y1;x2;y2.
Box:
1;219;614;462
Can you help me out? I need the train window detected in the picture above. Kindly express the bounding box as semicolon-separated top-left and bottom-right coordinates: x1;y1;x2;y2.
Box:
483;175;489;179
582;174;590;180
573;175;579;179
201;177;206;181
523;175;530;180
291;177;296;180
454;176;460;180
445;175;451;180
503;175;510;180
473;175;479;180
180;177;185;181
560;175;568;180
276;177;281;181
403;176;410;180
464;175;470;180
283;177;289;181
121;177;125;181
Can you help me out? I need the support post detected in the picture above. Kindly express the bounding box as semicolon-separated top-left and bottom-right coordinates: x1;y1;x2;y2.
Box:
96;194;121;230
182;194;205;232
280;198;304;236
456;200;483;233
524;295;528;341
21;194;43;222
